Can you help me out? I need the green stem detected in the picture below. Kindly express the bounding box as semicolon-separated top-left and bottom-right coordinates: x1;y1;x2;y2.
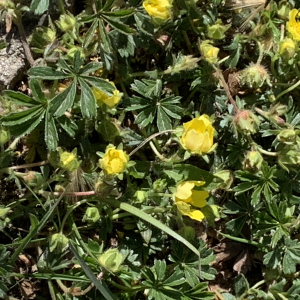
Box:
276;79;300;100
111;212;133;220
57;0;66;14
182;31;193;54
129;129;178;156
149;141;171;162
48;280;57;300
258;147;279;157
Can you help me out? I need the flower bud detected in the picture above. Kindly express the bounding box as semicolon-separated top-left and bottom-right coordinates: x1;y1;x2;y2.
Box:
67;47;85;59
199;40;219;64
49;233;69;253
279;38;296;59
278;142;300;168
277;0;292;20
0;127;10;145
98;248;124;273
239;63;270;89
134;191;147;203
58;148;81;172
207;19;230;40
166;55;200;74
214;170;234;189
55;13;76;32
233;110;260;135
277;129;297;144
83;207;100;224
153;179;167;192
243;151;264;172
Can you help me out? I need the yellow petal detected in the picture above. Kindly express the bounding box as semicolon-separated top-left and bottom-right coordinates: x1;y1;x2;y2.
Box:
188;209;205;221
176;201;191;215
183;129;204;151
175;181;195;199
190;190;209;208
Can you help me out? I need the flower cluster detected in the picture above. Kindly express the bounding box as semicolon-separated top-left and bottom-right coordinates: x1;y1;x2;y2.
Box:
174;181;209;222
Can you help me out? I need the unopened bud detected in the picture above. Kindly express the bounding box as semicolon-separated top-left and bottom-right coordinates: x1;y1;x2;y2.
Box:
98;248;124;273
243;151;264;171
134;191;147;203
277;129;297;144
55;13;76;32
207;19;230;40
234;110;260;135
153;179;167;192
83;207;100;224
49;233;69;253
58;148;81;172
277;0;292;20
166;55;200;74
0;128;10;145
239;63;270;89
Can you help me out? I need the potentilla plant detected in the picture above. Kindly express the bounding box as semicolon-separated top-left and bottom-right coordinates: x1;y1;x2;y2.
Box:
3;0;300;299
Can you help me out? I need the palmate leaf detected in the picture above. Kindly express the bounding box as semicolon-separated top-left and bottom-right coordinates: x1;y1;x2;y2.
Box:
79;78;97;118
50;80;77;117
28;67;69;80
103;16;136;35
29;79;47;103
157;106;172;132
135;106;156;127
45;110;58;151
4;90;41;106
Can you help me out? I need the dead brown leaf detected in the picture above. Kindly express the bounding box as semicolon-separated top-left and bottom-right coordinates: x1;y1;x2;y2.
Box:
233;248;252;274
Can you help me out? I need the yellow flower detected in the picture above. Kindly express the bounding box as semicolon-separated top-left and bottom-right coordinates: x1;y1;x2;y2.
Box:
92;82;122;107
199;40;219;64
143;0;172;20
279;38;296;58
100;146;129;175
180;115;215;155
287;9;300;41
174;181;209;221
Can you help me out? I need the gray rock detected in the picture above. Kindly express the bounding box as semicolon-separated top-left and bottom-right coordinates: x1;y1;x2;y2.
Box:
0;28;28;91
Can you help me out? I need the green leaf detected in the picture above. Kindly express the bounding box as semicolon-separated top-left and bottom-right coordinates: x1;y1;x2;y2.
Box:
9;193;64;264
157;106;172;132
4;90;41;106
29;79;47;103
103;9;135;17
103;16;136;34
0;281;8;298
1;106;44;126
69;243;116;300
28;67;69;80
50;80;77;117
81;75;115;95
98;118;120;142
171;164;218;190
79;78;96;118
83;19;99;49
102;0;115;11
30;0;49;15
234;274;249;298
73;50;84;74
135;107;156;127
79;62;103;75
45;110;58;151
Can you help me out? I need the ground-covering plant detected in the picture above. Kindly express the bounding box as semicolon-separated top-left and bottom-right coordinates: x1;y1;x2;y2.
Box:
3;0;300;298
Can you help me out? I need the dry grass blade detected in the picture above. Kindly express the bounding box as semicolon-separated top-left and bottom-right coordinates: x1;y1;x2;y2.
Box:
225;0;266;9
225;0;267;30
